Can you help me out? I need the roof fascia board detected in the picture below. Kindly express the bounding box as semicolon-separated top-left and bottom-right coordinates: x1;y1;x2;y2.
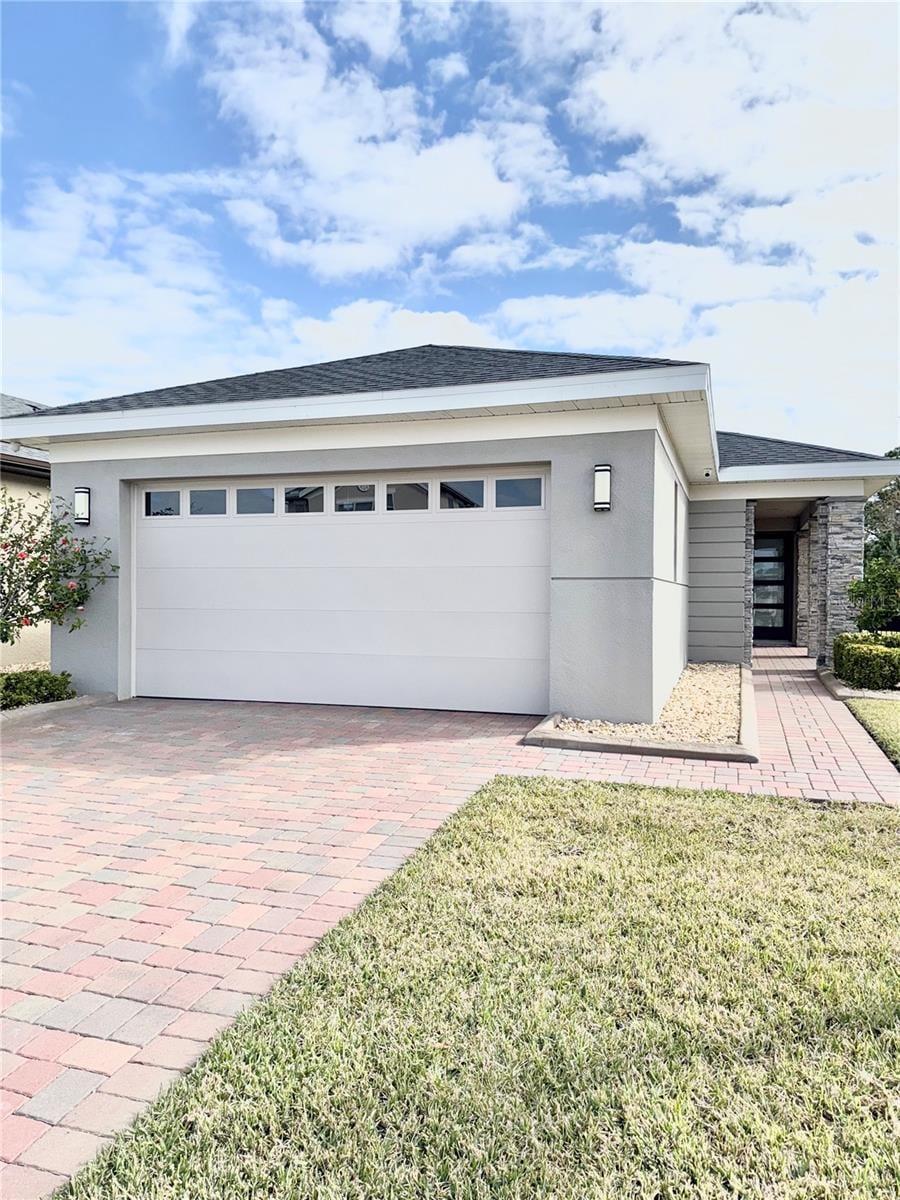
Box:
690;478;879;502
2;363;710;444
718;460;897;482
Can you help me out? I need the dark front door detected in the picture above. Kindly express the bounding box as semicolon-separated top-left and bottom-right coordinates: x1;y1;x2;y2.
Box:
753;534;794;640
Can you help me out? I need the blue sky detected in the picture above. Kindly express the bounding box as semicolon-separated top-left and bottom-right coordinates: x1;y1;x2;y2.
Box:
2;1;897;452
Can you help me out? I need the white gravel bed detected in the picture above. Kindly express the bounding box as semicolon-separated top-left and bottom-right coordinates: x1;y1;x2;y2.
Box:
559;662;741;744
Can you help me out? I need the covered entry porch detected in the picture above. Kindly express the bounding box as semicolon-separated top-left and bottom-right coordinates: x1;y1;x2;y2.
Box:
750;497;864;666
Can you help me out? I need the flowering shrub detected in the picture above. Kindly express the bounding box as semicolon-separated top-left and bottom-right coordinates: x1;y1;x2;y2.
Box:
0;489;118;645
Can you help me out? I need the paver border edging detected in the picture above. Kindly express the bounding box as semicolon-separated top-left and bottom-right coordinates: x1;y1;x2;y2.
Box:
0;693;119;728
522;666;759;763
816;669;900;703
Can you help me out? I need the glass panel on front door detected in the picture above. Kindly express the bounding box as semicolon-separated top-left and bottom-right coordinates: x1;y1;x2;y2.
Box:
753;535;792;640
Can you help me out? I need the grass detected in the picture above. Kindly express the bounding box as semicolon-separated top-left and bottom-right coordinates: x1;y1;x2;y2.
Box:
847;698;900;768
64;779;900;1200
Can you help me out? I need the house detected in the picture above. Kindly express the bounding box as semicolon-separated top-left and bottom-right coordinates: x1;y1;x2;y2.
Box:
4;346;897;722
1;393;52;670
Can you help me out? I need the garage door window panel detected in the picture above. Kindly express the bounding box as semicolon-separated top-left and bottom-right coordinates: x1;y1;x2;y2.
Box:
495;477;543;509
190;488;227;516
440;480;484;510
236;487;275;515
386;482;429;512
335;484;376;513
285;485;325;514
145;490;181;517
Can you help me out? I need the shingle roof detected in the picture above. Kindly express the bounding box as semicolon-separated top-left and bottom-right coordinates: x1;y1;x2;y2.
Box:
717;431;885;468
9;344;698;418
1;394;50;468
1;393;47;417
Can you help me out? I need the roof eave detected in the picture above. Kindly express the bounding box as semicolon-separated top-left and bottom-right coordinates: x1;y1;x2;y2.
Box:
1;362;712;445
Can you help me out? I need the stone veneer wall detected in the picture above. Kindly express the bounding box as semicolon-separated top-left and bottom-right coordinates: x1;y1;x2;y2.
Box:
794;526;810;649
743;500;756;666
819;498;865;666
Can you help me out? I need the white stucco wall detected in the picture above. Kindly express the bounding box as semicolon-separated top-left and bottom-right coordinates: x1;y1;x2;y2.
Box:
1;473;51;670
651;435;689;717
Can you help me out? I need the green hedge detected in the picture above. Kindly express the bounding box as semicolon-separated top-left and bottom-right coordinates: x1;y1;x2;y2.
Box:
833;632;900;691
0;669;75;711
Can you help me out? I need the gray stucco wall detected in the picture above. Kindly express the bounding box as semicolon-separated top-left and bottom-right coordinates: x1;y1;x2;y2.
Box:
52;427;665;722
687;498;749;664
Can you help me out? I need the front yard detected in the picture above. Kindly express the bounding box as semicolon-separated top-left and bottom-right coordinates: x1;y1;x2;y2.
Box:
847;698;900;767
66;777;899;1199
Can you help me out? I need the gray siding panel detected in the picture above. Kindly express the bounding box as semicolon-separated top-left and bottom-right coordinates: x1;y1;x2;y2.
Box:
688;499;749;664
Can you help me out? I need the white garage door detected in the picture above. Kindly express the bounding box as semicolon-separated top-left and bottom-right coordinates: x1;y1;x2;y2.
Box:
134;468;549;714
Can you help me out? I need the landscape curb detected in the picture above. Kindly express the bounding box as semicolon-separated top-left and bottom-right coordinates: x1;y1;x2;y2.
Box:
1;693;119;728
522;665;760;763
816;669;900;703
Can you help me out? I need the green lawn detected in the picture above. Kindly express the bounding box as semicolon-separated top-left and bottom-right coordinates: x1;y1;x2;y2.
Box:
65;779;900;1200
847;698;900;768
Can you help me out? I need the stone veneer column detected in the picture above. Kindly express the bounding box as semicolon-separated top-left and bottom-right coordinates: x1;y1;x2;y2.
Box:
794;525;810;649
819;497;865;667
743;500;756;666
807;503;825;661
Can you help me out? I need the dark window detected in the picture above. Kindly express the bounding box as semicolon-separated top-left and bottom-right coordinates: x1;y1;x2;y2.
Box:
190;489;226;515
285;486;324;513
236;487;274;514
440;480;484;509
145;490;180;517
496;477;542;508
335;484;375;512
387;482;428;511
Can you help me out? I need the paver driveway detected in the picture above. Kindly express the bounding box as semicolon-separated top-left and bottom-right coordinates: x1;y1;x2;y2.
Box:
1;649;895;1197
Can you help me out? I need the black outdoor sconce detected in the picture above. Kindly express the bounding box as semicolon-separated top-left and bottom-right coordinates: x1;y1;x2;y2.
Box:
593;465;611;511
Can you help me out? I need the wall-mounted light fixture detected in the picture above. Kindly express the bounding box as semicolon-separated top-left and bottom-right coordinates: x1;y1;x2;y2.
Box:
73;487;91;526
593;465;611;512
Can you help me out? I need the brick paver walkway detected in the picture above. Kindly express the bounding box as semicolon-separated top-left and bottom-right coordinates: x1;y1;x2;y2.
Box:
1;648;895;1195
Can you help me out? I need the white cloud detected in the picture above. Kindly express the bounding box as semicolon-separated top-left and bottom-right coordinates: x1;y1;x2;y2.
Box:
157;1;198;66
329;0;405;63
495;291;690;355
405;1;468;43
612;241;819;309
561;3;895;203
0;173;501;404
194;6;523;277
681;270;899;454
427;52;468;86
286;298;501;362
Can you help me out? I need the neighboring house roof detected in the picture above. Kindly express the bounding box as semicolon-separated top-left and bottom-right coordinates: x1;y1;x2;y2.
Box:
1;393;50;478
716;430;885;469
2;393;48;418
14;345;700;418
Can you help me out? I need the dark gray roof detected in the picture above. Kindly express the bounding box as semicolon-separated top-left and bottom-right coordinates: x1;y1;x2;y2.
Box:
7;344;698;418
717;430;885;468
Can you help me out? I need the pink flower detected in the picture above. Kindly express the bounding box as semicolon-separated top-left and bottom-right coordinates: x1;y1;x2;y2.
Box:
20;617;31;626
17;551;27;560
66;580;77;590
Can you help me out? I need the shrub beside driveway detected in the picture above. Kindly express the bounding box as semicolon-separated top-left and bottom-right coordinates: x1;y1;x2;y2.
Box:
63;777;899;1200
